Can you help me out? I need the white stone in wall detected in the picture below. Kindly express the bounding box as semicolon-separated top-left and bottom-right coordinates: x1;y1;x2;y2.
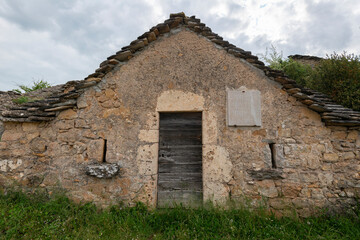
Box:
226;87;261;127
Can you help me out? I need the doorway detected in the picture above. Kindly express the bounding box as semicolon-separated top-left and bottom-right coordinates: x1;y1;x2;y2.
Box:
157;112;202;207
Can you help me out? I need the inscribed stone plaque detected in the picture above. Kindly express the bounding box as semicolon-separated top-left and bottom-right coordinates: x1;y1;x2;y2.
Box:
227;88;261;127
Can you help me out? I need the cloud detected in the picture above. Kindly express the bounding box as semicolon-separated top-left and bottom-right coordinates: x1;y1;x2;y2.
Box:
0;0;359;91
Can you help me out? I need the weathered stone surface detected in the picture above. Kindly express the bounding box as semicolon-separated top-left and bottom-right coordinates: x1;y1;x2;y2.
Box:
52;99;77;107
170;12;185;18
258;180;278;198
85;163;120;178
30;137;47;153
87;139;105;162
114;50;132;61
1;131;23;141
44;105;73;112
156;24;170;34
130;40;145;51
146;32;157;43
247;169;284;180
57;109;78;120
323;153;339;162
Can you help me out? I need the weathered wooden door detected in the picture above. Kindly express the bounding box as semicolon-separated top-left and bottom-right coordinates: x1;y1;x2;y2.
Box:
157;112;202;207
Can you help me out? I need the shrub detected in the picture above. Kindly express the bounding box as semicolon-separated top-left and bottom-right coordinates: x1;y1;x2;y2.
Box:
13;79;51;93
261;47;360;111
260;46;314;86
309;52;360;111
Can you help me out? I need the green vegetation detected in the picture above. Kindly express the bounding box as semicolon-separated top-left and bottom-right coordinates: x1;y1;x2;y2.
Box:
261;46;360;111
309;52;360;111
11;80;50;104
13;79;51;94
1;191;360;239
12;96;31;104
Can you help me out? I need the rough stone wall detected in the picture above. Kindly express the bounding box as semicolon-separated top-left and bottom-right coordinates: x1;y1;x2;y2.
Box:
289;55;323;69
0;29;359;216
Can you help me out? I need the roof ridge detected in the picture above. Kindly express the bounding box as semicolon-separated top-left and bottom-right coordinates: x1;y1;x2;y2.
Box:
1;12;359;127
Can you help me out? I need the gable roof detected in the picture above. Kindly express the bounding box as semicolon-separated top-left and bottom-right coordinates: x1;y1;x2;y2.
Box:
1;12;359;127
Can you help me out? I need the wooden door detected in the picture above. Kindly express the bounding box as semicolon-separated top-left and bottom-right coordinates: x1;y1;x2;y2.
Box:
157;112;202;207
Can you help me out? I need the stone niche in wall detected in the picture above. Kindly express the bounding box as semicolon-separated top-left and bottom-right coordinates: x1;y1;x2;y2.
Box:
226;87;261;127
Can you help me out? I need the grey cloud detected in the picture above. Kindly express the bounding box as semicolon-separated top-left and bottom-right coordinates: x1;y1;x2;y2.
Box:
0;0;359;91
282;0;354;57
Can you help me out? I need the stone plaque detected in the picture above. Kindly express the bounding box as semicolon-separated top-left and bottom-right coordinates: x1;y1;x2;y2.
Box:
227;88;261;127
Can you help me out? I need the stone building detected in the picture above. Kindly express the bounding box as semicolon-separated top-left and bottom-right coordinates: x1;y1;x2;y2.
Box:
288;54;323;69
0;13;359;216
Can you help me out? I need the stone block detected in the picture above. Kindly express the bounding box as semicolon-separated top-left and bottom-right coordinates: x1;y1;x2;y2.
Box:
22;123;39;132
26;132;40;141
202;111;217;145
87;139;105;162
0;142;7;149
85;163;119;178
115;50;132;61
56;120;74;130
77;96;88;109
1;131;23;141
292;198;311;209
130;40;145;51
257;180;278;198
58;109;78;120
75;119;89;129
147;32;157;42
103;107;130;119
57;131;79;143
203;145;232;183
136;144;158;176
323;153;339;162
343;152;355;160
281;183;302;198
331;131;347;140
203;181;230;205
311;188;324;199
347;130;359;140
307;157;320;170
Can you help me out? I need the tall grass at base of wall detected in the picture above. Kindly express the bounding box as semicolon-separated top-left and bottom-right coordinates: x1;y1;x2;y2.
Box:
0;190;359;240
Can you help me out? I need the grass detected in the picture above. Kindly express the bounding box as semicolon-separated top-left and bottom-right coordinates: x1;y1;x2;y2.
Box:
12;96;31;104
1;191;360;239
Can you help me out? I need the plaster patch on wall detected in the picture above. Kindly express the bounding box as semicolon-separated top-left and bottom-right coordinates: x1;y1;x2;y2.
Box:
203;145;233;204
156;90;204;112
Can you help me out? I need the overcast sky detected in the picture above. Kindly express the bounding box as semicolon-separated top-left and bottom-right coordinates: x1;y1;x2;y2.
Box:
1;0;359;91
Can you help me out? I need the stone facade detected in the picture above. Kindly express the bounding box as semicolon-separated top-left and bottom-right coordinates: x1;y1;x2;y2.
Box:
0;13;359;216
288;54;323;69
